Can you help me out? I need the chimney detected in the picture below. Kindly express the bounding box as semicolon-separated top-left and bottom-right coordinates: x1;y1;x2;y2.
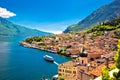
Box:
105;58;109;68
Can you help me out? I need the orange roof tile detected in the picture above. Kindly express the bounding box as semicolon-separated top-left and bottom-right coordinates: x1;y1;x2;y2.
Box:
88;63;114;77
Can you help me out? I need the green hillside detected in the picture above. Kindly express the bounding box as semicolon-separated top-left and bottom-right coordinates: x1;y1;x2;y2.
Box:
64;0;120;33
0;17;52;36
87;16;120;38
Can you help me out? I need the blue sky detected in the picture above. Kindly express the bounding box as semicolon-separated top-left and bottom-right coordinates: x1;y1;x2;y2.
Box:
0;0;113;34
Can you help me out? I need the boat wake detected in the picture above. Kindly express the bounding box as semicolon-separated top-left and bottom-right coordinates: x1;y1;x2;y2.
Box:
54;61;59;65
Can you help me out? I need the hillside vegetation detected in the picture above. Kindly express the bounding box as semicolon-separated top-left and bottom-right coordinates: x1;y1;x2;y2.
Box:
21;17;120;58
64;0;120;33
0;17;52;36
87;17;120;38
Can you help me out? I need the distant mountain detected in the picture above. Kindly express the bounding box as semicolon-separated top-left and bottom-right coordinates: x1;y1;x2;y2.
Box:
64;0;120;33
0;17;52;36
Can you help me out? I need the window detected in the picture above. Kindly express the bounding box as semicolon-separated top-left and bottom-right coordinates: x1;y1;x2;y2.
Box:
96;57;99;59
73;71;76;74
90;58;94;61
59;69;61;72
65;70;71;73
59;73;62;76
82;60;84;64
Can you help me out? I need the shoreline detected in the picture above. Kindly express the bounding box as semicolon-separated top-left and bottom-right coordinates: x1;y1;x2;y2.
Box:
20;41;67;56
19;42;77;58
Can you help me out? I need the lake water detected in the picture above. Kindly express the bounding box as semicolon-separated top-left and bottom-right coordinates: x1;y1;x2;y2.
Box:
0;36;70;80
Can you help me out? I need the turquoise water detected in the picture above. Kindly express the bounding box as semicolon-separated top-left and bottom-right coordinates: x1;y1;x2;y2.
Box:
0;36;70;80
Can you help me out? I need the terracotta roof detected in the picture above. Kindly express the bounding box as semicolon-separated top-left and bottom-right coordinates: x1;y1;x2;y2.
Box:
71;49;80;55
59;61;77;67
88;63;114;77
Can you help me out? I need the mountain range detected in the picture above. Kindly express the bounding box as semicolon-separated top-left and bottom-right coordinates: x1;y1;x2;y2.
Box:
0;17;52;36
64;0;120;33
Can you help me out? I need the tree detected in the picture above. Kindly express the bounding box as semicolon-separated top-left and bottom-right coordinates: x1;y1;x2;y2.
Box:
114;40;120;69
112;40;120;80
101;66;110;80
33;36;43;42
25;38;33;43
59;77;64;80
101;40;120;80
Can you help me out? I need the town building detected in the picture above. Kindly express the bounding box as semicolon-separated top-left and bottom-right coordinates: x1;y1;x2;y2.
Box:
58;51;115;80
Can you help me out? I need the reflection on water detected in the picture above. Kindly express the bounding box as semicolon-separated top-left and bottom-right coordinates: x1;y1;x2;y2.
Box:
0;42;10;54
0;36;70;80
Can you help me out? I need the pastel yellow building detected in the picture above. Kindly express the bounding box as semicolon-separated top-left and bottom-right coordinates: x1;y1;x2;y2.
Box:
58;57;88;80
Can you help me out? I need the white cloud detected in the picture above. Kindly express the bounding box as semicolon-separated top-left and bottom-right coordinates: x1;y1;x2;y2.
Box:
0;7;16;18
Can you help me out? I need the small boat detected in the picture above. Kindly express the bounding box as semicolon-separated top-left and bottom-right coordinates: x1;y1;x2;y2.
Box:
44;55;54;62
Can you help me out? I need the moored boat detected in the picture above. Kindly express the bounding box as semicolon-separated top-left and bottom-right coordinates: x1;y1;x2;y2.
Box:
44;55;54;62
